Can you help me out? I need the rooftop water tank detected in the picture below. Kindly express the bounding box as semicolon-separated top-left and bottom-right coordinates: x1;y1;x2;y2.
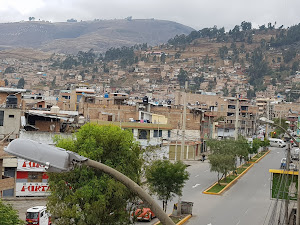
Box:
104;93;109;98
6;95;18;108
50;105;60;114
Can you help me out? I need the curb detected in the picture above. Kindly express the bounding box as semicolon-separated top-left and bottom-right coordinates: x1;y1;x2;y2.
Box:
177;214;192;225
153;214;192;225
153;214;171;225
254;150;270;163
203;150;270;195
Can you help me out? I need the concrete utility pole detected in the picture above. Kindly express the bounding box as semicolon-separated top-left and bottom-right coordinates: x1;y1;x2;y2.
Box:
285;144;291;225
178;81;188;217
180;81;187;161
234;89;239;140
266;100;270;139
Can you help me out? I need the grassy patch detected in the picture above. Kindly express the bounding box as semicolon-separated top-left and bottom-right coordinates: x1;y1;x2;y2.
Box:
206;183;226;193
271;173;298;201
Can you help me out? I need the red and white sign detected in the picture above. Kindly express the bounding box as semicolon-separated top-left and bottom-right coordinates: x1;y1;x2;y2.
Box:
16;183;50;197
17;159;46;172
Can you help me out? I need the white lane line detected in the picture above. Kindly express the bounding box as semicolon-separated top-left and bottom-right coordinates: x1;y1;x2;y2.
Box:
264;183;267;187
195;174;199;177
244;208;249;214
236;220;240;225
204;169;209;172
192;184;201;188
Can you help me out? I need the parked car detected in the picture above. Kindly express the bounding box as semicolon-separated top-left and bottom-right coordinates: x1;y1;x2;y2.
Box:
269;138;286;148
132;202;155;222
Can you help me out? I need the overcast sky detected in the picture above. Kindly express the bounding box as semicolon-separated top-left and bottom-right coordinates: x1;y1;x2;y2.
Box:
0;0;299;30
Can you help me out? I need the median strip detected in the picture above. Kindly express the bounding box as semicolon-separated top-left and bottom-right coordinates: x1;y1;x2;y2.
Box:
203;149;270;195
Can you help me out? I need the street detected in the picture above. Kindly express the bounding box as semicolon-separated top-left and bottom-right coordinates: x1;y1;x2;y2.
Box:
184;146;286;225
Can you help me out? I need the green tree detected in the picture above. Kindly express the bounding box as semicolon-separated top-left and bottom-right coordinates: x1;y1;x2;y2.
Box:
283;48;296;63
251;138;262;154
247;89;256;99
17;78;25;89
207;138;250;184
4;66;15;74
178;68;188;86
0;199;24;225
273;118;289;137
222;86;229;96
146;160;189;212
160;53;166;63
51;76;56;88
48;124;143;225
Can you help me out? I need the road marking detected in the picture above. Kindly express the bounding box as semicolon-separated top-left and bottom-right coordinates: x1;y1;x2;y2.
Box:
195;175;199;177
207;223;212;225
236;220;240;225
264;183;267;187
192;184;201;188
244;208;249;214
204;169;209;172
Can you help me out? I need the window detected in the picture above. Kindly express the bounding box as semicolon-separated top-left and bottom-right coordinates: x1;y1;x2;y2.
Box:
28;172;42;182
9;115;14;118
0;111;4;126
138;129;149;139
77;95;82;102
153;130;162;137
168;130;171;138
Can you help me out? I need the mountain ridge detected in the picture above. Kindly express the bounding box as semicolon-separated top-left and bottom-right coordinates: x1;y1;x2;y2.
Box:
0;19;194;54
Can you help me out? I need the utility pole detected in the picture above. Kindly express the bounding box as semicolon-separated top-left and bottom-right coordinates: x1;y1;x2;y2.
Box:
234;89;239;140
180;81;187;161
266;100;270;139
178;81;187;217
297;139;300;225
285;144;291;225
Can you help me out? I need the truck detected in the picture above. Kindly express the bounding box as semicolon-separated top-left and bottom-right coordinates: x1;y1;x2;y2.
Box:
26;206;51;225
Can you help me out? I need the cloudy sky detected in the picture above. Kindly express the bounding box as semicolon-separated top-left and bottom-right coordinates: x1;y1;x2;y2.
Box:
0;0;299;30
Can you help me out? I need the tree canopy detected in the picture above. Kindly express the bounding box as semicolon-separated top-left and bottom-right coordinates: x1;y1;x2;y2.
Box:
0;199;24;225
145;160;189;212
207;138;250;183
17;78;25;89
47;124;143;225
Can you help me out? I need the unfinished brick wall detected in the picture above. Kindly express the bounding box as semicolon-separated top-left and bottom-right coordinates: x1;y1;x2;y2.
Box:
35;120;60;132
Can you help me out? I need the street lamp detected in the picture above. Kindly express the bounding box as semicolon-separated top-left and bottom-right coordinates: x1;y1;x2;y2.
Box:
259;117;300;225
5;139;175;225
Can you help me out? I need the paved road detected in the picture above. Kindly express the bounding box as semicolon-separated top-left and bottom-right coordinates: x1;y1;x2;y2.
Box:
184;147;287;225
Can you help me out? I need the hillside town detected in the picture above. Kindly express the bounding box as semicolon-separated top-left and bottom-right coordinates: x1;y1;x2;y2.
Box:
0;37;300;199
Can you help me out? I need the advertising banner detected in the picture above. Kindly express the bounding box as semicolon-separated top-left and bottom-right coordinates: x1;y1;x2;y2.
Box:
16;182;50;197
17;159;47;172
